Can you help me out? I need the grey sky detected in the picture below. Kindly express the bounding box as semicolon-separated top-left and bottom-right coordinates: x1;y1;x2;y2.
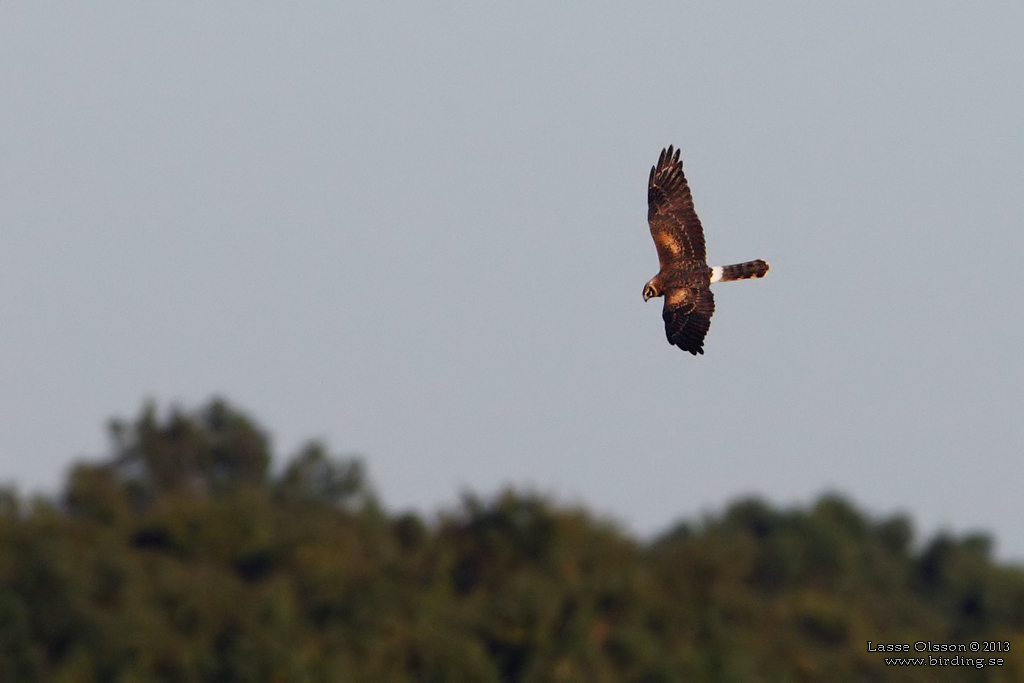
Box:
2;4;1023;555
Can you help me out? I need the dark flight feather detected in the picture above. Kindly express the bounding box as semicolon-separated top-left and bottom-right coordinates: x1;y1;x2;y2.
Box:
647;145;707;268
662;287;715;355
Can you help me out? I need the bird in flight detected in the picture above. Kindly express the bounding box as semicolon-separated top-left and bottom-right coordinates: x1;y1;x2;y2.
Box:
643;145;769;355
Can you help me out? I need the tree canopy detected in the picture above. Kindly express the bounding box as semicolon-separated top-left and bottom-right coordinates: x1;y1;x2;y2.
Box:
0;399;1020;682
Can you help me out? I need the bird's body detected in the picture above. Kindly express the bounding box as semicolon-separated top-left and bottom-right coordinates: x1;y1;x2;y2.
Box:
644;146;768;354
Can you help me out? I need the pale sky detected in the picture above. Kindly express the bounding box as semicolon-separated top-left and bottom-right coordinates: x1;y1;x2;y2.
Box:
2;4;1023;556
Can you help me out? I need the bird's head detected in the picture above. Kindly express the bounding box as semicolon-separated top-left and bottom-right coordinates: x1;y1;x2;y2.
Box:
643;281;660;301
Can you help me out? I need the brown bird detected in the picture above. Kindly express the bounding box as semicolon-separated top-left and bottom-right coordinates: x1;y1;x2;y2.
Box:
644;146;769;354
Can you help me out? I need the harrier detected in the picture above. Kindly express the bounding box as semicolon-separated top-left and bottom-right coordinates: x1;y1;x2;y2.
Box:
644;145;768;354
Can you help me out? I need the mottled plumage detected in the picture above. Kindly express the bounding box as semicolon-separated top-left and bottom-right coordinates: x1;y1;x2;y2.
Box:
644;146;769;354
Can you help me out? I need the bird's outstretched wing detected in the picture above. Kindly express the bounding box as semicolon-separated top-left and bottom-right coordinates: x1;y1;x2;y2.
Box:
647;145;707;268
663;286;715;355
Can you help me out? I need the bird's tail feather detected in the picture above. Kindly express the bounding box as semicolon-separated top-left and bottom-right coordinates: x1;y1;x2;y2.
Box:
710;259;769;283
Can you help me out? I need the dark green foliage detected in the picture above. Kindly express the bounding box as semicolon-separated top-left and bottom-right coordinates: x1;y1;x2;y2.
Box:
0;399;1020;681
275;442;370;509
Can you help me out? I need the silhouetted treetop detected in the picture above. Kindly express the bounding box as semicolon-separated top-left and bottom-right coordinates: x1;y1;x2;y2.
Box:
103;398;272;502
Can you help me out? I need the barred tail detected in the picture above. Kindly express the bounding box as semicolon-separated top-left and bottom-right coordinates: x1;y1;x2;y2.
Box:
710;259;769;283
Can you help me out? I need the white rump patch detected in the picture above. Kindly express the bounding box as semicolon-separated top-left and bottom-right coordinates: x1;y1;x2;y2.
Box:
710;266;724;284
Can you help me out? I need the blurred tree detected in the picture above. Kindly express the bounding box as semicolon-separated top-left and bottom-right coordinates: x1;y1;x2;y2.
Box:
108;398;270;504
275;442;370;509
0;399;1022;681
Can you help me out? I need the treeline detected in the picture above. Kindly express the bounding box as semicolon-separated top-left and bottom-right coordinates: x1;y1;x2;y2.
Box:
0;400;1021;682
